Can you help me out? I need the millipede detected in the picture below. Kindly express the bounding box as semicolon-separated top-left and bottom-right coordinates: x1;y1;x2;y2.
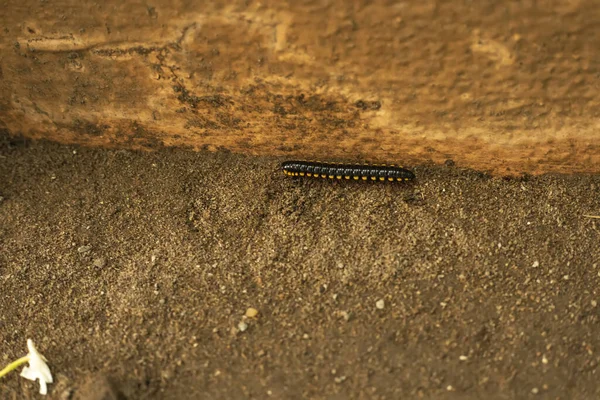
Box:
281;161;415;182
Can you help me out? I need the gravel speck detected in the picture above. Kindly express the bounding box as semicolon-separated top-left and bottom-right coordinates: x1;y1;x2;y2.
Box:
339;311;350;321
93;258;106;268
77;245;92;253
245;307;258;318
238;321;248;332
376;299;385;309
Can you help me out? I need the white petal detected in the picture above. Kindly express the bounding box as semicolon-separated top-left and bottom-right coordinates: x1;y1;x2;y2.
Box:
21;339;53;395
39;378;48;395
20;366;36;381
26;339;53;383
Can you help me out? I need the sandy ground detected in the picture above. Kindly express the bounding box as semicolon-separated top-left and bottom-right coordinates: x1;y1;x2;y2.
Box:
1;136;599;399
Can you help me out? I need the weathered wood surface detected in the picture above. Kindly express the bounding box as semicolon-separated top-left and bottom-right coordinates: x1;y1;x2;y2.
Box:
1;0;599;175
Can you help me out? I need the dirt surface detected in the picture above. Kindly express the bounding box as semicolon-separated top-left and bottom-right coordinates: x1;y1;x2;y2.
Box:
1;136;599;399
2;0;600;175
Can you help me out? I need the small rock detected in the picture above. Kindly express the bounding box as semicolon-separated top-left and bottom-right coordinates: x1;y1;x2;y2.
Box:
334;376;347;384
532;261;539;268
77;245;92;254
93;258;106;268
459;355;468;361
340;311;350;321
591;300;597;307
376;299;385;310
531;387;539;394
302;333;310;340
444;159;455;167
542;355;548;364
245;307;259;318
238;321;248;332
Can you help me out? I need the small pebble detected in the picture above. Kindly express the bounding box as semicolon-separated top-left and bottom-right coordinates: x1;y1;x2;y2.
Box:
93;258;106;268
340;311;350;321
238;321;248;332
531;387;539;394
245;307;259;318
532;261;539;268
77;245;92;253
542;355;548;364
446;385;454;391
376;299;385;310
592;300;597;307
302;333;309;340
459;355;468;361
444;159;455;167
334;376;347;384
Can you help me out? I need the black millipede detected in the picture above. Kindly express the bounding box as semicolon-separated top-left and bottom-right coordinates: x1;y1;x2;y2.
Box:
281;161;415;182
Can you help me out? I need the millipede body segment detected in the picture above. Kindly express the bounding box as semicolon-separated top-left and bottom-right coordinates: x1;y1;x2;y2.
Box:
282;161;415;182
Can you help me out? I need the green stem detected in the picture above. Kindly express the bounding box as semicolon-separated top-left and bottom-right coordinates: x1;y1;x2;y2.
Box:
0;356;30;379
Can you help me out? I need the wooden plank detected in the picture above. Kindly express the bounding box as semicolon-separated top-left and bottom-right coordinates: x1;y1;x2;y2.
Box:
1;0;599;175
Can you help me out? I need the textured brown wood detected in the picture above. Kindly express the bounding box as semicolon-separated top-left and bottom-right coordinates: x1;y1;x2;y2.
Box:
1;0;599;175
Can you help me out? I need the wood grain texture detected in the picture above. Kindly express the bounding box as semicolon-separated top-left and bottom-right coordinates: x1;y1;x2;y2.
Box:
1;0;599;175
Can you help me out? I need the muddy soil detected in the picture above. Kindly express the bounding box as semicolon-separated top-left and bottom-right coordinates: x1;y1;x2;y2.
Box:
1;136;599;399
